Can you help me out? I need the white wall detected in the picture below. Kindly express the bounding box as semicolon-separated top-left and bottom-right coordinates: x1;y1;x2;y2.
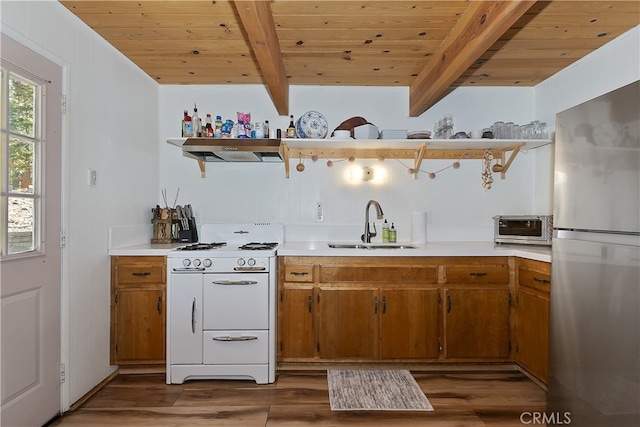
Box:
532;25;640;213
1;1;159;408
159;85;540;242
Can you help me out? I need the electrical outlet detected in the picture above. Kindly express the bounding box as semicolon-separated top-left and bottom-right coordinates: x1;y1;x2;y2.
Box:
316;202;324;222
87;168;97;187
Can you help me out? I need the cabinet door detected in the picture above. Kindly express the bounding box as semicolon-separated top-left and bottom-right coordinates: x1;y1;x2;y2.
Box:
517;288;549;382
279;286;315;359
317;288;378;359
381;288;440;359
444;288;510;359
113;288;165;364
168;274;202;364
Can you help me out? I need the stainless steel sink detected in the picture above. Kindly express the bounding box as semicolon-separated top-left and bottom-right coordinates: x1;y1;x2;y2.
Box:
327;243;417;250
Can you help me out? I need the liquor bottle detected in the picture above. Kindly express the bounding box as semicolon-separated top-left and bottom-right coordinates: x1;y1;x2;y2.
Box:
286;115;296;138
182;111;192;137
181;110;188;136
192;104;200;137
205;114;214;138
264;120;270;138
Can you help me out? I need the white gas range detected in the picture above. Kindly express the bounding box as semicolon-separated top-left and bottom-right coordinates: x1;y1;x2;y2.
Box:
166;223;283;385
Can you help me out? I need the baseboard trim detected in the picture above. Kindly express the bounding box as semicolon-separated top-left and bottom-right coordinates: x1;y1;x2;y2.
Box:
278;362;519;372
68;370;119;411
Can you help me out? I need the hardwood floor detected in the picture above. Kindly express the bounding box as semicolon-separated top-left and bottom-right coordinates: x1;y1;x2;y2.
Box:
51;370;546;426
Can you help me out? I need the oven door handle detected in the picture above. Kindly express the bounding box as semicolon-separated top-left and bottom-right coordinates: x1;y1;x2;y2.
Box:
211;280;258;286
234;267;266;272
173;267;206;272
191;298;196;334
211;336;258;342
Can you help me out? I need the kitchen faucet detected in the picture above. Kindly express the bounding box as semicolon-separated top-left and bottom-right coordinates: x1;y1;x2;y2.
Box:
361;200;384;243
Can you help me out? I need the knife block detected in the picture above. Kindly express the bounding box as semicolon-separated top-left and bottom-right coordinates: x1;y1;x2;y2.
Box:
178;218;198;243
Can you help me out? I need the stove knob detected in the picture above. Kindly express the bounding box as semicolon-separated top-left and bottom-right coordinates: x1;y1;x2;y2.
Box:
182;259;191;267
248;258;256;267
237;258;246;266
193;259;201;267
203;258;212;268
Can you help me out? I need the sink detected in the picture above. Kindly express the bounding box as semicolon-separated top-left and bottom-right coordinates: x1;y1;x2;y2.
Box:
327;243;417;250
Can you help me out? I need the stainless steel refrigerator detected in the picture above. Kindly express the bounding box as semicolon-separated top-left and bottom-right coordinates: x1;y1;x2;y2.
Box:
548;80;640;426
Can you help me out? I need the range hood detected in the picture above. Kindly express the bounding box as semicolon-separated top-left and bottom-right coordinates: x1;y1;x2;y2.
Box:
177;138;284;162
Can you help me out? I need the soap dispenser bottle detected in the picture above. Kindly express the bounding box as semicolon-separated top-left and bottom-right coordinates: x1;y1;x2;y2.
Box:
389;223;397;243
382;220;390;243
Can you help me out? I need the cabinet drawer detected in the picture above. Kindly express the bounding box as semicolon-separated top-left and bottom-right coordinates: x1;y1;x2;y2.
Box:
284;264;315;282
115;257;166;284
519;268;551;293
320;266;437;284
444;265;509;284
203;330;269;364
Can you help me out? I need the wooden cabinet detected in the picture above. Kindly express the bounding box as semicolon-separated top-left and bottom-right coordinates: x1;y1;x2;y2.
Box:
111;256;166;366
279;257;440;362
278;259;316;359
278;255;553;370
380;288;440;359
442;258;511;360
317;287;379;359
515;258;551;383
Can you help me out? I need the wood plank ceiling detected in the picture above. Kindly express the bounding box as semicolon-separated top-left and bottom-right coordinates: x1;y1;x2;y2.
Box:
60;1;639;116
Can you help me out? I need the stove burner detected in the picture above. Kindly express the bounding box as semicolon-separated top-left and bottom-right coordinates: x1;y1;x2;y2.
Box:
176;242;227;251
238;242;279;250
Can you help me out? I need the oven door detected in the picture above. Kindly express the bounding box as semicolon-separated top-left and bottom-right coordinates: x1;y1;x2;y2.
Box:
202;273;269;330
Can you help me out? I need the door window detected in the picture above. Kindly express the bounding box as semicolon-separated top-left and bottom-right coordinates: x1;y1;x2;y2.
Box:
1;67;43;256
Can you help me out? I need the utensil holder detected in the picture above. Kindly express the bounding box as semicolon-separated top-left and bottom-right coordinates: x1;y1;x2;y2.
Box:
151;208;179;243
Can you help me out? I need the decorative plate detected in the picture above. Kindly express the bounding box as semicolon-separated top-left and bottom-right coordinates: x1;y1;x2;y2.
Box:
297;111;328;139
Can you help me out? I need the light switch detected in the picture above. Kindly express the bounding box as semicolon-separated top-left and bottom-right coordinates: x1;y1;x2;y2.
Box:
88;168;97;187
316;202;323;222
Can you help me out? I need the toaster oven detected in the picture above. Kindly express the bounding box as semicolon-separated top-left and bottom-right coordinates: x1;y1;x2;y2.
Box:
494;215;553;246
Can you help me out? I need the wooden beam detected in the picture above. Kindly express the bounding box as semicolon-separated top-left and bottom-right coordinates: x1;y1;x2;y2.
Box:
233;0;289;115
409;0;537;117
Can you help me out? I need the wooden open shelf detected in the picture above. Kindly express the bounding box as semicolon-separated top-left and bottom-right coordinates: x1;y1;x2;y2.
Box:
168;137;552;179
282;138;552;179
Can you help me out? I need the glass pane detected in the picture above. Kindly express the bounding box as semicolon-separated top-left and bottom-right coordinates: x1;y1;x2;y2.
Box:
8;137;35;194
8;74;36;138
8;196;35;254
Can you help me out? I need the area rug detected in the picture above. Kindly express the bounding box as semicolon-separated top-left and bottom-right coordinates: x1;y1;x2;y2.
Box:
327;369;434;411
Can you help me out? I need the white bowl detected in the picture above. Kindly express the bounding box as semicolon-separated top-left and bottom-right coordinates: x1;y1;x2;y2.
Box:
333;130;351;139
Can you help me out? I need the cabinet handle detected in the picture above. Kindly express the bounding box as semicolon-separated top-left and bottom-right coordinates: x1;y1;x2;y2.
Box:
307;295;313;313
374;296;379;314
291;271;309;276
382;296;387;314
132;271;151;276
469;272;488;277
447;295;452;313
157;296;162;315
533;277;551;285
191;298;196;334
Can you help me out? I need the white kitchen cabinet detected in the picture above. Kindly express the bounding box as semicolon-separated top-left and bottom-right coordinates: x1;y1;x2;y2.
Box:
168;274;202;365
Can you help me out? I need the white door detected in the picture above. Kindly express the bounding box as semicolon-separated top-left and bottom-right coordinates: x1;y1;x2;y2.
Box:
1;34;63;426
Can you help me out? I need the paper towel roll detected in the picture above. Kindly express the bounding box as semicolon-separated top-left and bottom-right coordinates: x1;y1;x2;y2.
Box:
411;211;428;244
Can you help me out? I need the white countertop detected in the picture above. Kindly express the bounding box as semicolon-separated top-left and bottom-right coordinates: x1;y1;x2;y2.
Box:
277;241;551;262
109;241;551;262
109;242;184;256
